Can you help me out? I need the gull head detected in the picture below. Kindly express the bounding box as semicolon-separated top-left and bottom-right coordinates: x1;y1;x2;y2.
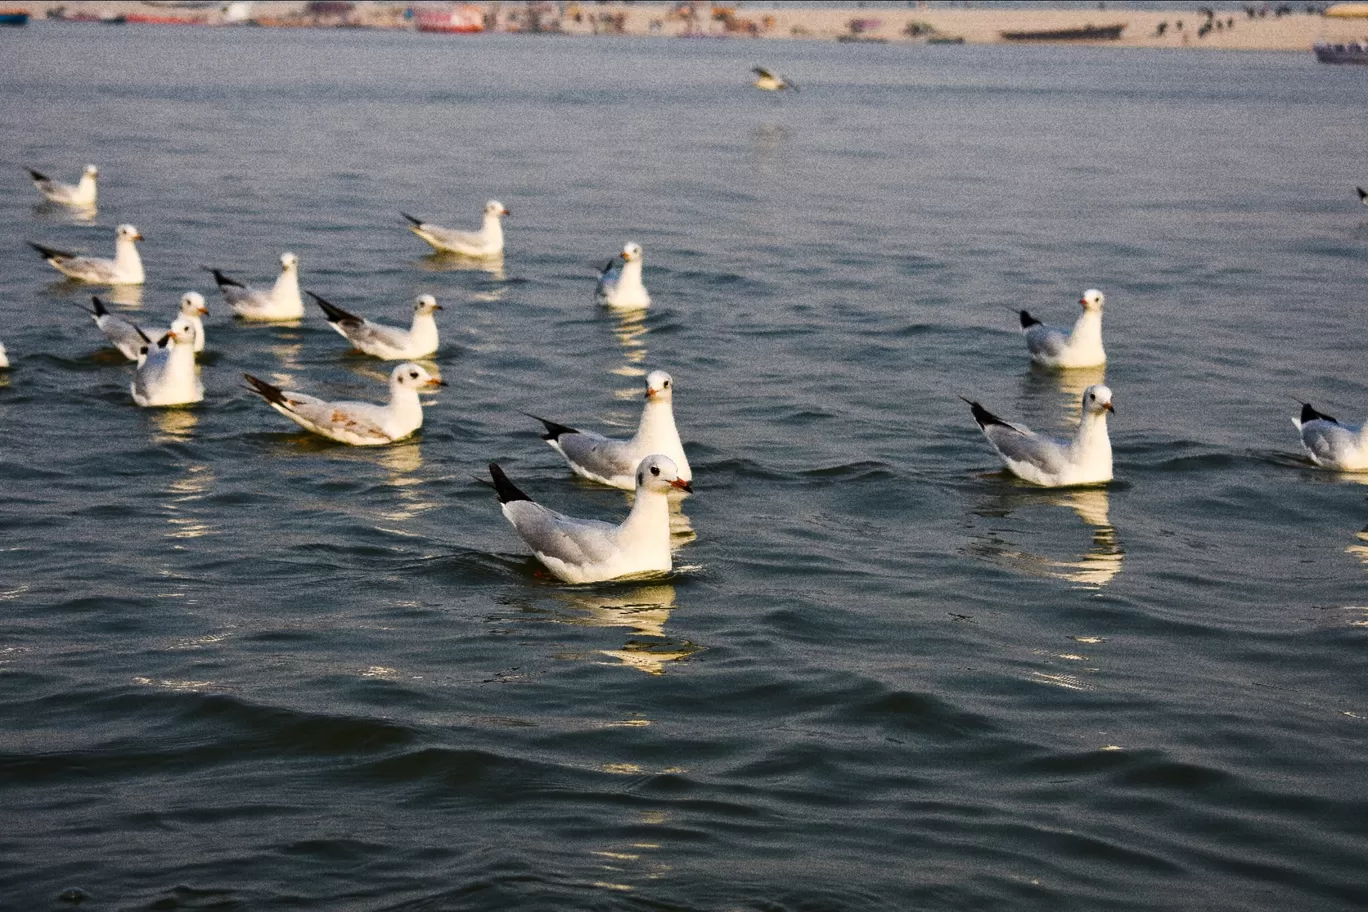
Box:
392;362;445;390
168;315;197;346
485;200;510;218
180;291;208;316
280;252;299;271
644;369;674;402
116;224;143;242
621;242;644;263
635;454;692;495
83;165;99;178
414;293;442;314
1080;289;1105;311
1082;384;1115;416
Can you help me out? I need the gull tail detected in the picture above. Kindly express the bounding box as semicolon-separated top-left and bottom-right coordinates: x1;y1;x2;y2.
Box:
1300;403;1338;426
1019;310;1042;329
959;396;1012;431
27;168;51;183
524;412;579;442
243;373;293;411
203;267;245;289
307;291;360;325
1358;186;1367;204
400;212;424;227
488;462;533;504
29;240;77;261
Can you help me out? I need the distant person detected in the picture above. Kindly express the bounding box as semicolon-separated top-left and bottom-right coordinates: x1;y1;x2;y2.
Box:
1154;20;1168;36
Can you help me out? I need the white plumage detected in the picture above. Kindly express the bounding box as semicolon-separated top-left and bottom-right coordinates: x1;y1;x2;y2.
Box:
966;385;1115;487
1295;403;1368;472
1019;289;1106;369
29;224;144;285
29;164;98;207
311;292;441;360
402;200;508;258
243;362;444;446
595;242;651;309
131;317;203;407
206;252;304;321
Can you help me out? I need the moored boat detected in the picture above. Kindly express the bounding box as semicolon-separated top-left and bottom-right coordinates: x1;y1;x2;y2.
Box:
0;8;29;25
1313;41;1368;64
414;5;483;34
1001;23;1125;42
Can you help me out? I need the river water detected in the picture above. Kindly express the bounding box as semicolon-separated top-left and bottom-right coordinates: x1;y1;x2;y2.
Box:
1;22;1366;911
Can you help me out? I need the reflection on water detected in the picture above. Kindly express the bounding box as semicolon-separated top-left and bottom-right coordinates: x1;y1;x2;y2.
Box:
1348;528;1368;569
417;252;505;282
34;201;97;222
164;462;216;542
373;444;437;522
968;487;1123;589
752;122;789;176
517;583;701;674
608;308;649;381
1020;363;1106;426
149;406;199;444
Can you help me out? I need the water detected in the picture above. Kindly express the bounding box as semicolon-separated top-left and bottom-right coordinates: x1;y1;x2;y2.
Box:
2;23;1366;911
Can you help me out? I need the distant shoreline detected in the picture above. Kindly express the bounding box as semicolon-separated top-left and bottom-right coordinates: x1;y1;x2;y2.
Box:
12;2;1368;52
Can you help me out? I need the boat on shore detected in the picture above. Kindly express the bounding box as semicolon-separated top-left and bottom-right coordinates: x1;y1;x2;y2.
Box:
0;9;29;26
1313;41;1368;64
1001;23;1126;42
414;6;484;34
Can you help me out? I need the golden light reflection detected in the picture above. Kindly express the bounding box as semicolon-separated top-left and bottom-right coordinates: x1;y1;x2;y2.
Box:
1020;364;1107;426
608;307;649;383
1348;528;1368;569
418;253;505;281
543;583;701;675
164;462;216;541
150;407;199;444
105;283;144;308
969;487;1123;589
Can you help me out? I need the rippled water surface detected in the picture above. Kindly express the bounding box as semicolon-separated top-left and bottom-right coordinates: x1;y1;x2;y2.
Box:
2;23;1367;911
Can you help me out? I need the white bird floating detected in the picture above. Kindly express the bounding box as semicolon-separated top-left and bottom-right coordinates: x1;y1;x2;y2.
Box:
131;317;203;407
205;252;303;321
528;369;691;491
1295;403;1368;472
1019;289;1106;369
28;224;144;285
80;292;208;361
28;164;98;208
310;291;441;360
243;362;444;446
752;66;797;92
595;242;651;309
488;454;692;584
402;200;509;259
965;385;1115;487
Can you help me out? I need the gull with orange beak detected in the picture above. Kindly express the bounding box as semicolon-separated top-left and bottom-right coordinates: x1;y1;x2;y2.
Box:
595;242;651;309
131;317;203;407
243;362;443;446
964;385;1115;487
310;292;442;360
527;370;691;491
402;200;508;259
29;223;144;285
487;454;692;584
1019;288;1106;369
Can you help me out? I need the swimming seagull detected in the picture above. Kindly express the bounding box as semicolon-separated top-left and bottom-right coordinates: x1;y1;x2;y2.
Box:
1019;288;1106;369
79;292;208;361
965;385;1115;487
242;362;444;446
486;454;692;584
752;66;797;92
310;291;442;360
28;224;145;285
205;252;303;321
528;369;690;491
401;200;509;258
28;164;98;207
595;242;651;309
131;317;203;407
1294;403;1368;472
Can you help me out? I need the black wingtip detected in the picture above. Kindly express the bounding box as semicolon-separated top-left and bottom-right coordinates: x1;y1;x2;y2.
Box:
203;267;244;289
27;168;49;182
1301;403;1337;425
523;412;579;442
960;396;1011;430
1358;186;1367;202
306;290;357;324
400;211;423;227
28;240;71;260
243;373;290;408
1019;310;1042;329
90;295;109;316
488;462;532;504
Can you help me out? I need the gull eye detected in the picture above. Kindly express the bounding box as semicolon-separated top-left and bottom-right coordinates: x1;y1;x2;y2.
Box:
662;380;670;388
409;371;419;379
650;465;660;476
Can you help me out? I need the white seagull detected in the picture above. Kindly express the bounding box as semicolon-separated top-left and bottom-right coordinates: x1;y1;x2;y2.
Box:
595;242;651;309
205;252;303;321
487;454;692;584
243;362;444;446
528;370;691;491
310;291;441;360
752;66;797;92
965;385;1115;487
28;164;98;207
1019;289;1106;369
80;292;208;361
402;200;509;258
131;317;203;407
29;224;144;285
1295;403;1368;472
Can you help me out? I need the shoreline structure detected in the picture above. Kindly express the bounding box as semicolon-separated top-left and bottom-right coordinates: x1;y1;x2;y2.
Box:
13;2;1368;51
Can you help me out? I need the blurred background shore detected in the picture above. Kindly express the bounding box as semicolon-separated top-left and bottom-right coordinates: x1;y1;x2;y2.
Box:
5;1;1368;52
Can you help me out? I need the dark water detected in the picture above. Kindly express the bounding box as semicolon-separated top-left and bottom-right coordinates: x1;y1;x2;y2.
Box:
2;23;1366;911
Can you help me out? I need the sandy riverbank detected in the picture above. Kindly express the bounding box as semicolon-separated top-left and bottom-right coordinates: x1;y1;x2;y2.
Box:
10;2;1368;52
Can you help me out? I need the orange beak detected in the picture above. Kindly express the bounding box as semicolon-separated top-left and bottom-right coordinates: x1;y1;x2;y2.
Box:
670;478;693;493
1103;402;1115;414
426;377;446;387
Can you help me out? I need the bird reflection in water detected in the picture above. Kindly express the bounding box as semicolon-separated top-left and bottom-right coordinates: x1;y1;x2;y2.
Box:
149;406;199;444
1020;363;1107;428
164;461;216;542
608;306;649;383
418;251;505;283
1348;528;1368;569
968;486;1123;589
530;583;701;675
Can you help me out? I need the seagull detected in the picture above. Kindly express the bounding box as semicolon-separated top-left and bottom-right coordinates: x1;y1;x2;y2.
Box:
965;385;1115;487
28;164;98;207
528;370;691;491
310;291;441;360
205;252;303;321
487;454;692;584
1358;186;1367;207
1294;403;1368;472
79;292;208;361
595;242;651;309
752;66;797;92
131;317;203;407
1019;289;1106;369
0;340;8;369
28;224;144;285
242;362;444;446
402;200;509;258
